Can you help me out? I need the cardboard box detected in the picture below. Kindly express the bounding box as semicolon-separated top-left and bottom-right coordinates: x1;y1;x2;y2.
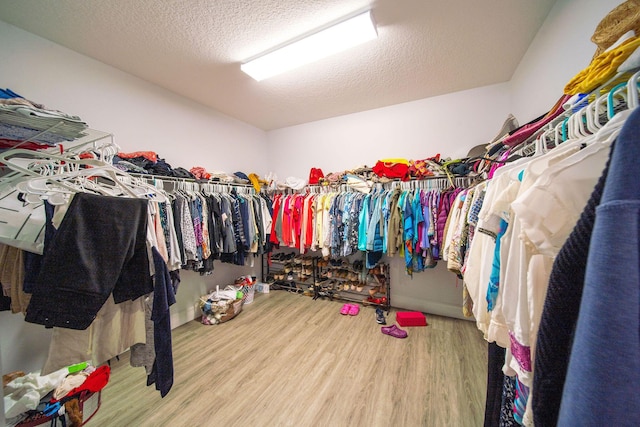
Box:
396;311;427;327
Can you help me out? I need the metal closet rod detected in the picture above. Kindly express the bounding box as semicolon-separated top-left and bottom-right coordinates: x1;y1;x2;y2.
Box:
127;172;255;188
298;175;479;192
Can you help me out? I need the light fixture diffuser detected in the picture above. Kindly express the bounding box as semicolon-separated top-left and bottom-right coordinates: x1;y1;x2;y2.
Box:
241;10;377;81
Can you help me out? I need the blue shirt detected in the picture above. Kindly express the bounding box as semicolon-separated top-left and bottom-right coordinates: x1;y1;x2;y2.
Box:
558;107;640;426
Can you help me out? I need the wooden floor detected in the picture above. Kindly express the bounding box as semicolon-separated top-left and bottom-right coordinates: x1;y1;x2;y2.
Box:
89;291;488;427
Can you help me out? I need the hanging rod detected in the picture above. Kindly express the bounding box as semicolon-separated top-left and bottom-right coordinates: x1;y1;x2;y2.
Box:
273;174;479;194
128;172;255;187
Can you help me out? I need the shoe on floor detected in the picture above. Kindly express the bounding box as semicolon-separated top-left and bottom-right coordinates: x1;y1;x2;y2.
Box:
340;303;352;315
376;308;386;325
381;324;407;339
348;304;360;316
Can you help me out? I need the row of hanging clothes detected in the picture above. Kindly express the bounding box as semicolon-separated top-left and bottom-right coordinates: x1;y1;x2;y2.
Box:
140;176;273;272
458;68;640;426
268;176;477;271
0;139;273;280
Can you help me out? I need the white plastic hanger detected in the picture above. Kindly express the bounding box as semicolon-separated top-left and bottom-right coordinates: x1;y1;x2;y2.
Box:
568;106;589;139
584;94;602;134
22;166;163;203
0;149;165;203
607;81;629;119
626;69;640;109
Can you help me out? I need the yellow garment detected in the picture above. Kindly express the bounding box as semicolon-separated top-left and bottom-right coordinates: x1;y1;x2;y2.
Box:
248;173;268;193
379;158;409;165
564;36;640;95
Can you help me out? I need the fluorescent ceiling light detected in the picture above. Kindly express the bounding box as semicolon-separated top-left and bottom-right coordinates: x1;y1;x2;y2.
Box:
241;10;377;81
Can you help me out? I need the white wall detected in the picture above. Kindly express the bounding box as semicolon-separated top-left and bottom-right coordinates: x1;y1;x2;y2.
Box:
509;0;624;123
0;313;53;375
0;20;265;374
267;83;512;180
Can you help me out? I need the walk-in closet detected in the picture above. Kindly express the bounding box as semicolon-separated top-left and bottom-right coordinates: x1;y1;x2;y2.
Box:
1;1;639;426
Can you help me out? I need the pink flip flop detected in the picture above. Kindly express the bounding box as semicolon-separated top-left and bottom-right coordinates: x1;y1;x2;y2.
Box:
381;325;408;338
348;304;360;316
340;304;352;315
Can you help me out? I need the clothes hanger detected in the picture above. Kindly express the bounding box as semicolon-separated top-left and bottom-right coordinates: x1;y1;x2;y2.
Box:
551;121;562;147
550;85;634;171
543;106;628;183
607;82;629;119
567;107;586;140
583;95;601;134
592;91;611;130
626;69;640;109
147;176;174;202
536;124;555;150
542;122;561;149
577;102;593;137
21;165;166;204
0;149;108;178
1;149;167;203
53;130;116;156
0;153;106;195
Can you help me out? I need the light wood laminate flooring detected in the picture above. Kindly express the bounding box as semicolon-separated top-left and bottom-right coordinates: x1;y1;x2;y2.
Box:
89;291;488;427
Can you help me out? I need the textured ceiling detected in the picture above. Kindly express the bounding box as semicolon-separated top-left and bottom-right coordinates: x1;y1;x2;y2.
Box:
0;0;556;131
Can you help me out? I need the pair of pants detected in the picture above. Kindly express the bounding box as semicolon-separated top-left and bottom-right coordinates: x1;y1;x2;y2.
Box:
25;192;152;330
